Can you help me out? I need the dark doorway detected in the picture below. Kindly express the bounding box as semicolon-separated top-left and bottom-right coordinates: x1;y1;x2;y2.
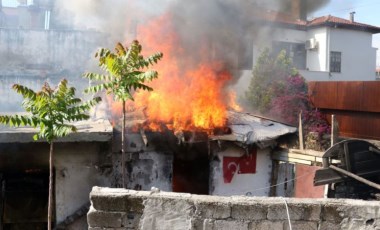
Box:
172;134;210;195
2;170;50;230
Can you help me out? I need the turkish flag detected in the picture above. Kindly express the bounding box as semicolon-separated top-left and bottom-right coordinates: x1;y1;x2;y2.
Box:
223;148;257;183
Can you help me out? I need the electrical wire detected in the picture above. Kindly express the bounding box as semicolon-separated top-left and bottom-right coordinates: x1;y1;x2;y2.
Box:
243;170;315;195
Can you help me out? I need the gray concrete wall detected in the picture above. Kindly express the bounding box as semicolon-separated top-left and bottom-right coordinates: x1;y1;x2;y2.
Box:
0;28;104;111
88;187;380;230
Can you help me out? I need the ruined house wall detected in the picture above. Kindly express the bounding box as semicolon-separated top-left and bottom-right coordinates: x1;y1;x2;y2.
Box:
54;142;112;224
111;133;173;191
88;186;380;230
0;141;113;228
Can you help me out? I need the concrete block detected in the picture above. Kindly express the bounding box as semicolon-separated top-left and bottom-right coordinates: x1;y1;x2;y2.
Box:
288;203;321;221
194;199;231;219
321;204;344;223
87;208;123;228
250;220;284;230
231;203;267;221
139;198;193;230
122;213;141;228
339;217;378;230
318;221;341;230
268;203;321;221
89;228;126;230
191;218;214;230
90;188;144;213
284;221;318;230
267;203;293;220
213;220;249;230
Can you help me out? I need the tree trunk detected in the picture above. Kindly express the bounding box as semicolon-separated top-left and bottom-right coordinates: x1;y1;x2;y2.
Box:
122;100;126;188
48;141;54;230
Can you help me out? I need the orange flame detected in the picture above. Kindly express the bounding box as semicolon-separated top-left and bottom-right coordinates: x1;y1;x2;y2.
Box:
115;13;241;132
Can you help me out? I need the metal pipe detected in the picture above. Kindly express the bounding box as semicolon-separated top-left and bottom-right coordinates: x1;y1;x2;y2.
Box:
329;165;380;191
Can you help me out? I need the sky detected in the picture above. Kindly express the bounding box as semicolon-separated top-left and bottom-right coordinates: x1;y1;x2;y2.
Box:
313;0;380;67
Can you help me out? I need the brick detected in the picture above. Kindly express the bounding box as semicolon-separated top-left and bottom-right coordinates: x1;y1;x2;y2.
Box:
87;209;124;228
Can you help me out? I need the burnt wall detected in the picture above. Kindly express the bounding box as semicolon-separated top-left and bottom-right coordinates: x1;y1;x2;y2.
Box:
110;132;173;191
88;187;380;230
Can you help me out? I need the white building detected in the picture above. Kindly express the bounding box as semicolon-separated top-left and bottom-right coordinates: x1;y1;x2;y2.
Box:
303;14;380;81
236;11;380;90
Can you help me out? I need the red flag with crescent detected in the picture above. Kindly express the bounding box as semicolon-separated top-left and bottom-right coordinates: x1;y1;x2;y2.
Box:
223;148;257;183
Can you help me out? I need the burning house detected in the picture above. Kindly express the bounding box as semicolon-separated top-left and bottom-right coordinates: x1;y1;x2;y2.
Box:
120;109;296;196
2;0;380;228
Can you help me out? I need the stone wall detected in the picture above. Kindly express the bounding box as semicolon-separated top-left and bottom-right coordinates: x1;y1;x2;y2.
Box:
88;187;380;230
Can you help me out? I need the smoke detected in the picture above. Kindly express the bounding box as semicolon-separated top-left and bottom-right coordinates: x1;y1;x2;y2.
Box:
54;0;330;45
304;0;330;13
53;0;331;117
54;0;173;44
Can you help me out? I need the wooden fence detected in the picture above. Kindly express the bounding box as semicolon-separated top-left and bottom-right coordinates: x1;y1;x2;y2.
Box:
308;81;380;140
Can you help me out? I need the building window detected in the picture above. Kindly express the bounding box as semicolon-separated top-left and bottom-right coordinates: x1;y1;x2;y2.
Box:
330;51;342;73
272;41;306;70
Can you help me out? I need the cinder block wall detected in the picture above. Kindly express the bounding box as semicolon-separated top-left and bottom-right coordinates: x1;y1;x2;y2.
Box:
88;187;380;230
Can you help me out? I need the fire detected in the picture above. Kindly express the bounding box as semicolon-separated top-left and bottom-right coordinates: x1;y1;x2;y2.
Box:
118;13;241;132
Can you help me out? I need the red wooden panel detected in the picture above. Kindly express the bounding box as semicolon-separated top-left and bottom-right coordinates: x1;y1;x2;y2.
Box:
308;82;337;109
294;165;324;198
309;81;380;140
335;82;362;111
361;81;380;113
324;111;380;140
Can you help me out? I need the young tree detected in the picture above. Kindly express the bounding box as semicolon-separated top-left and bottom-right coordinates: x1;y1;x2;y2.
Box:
0;79;101;230
84;40;163;188
245;48;298;114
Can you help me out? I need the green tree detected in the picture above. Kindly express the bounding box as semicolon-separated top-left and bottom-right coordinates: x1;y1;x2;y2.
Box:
245;48;298;114
244;49;331;148
84;40;163;188
0;79;101;230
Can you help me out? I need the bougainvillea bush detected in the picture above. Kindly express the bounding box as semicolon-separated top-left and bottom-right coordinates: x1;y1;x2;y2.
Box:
245;48;330;138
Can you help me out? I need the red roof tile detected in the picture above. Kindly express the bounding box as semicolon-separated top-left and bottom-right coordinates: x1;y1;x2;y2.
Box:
255;10;380;33
308;15;380;33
